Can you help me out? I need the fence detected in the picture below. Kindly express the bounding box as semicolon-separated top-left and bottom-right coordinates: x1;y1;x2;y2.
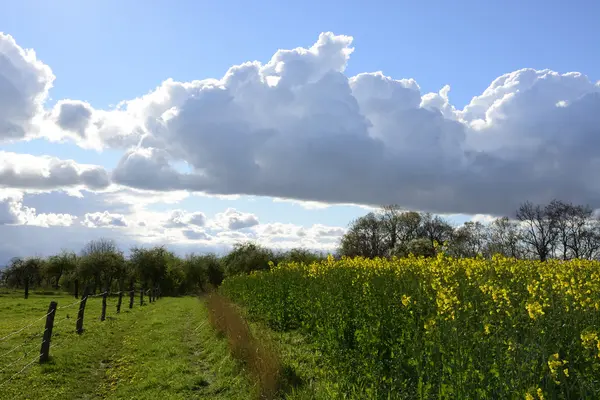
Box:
0;286;162;388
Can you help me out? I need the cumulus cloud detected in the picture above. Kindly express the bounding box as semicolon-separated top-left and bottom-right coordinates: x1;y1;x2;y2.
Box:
212;208;259;230
101;33;600;215
83;211;128;228
0;191;76;227
0;33;54;141
51;100;93;137
0;152;110;191
251;222;344;250
4;32;600;217
182;229;211;241
163;209;207;228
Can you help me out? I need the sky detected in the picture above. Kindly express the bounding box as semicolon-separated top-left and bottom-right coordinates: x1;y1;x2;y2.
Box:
1;0;599;262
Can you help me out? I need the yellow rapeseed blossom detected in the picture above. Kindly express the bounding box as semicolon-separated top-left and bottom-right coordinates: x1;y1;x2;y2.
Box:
401;294;411;307
526;301;545;320
547;353;568;384
484;324;491;335
537;388;545;400
221;253;600;399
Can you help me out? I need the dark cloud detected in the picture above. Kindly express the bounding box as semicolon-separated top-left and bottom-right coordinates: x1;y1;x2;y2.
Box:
54;100;93;137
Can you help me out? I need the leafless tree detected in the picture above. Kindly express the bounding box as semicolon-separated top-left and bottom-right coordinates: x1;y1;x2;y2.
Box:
516;201;559;261
487;217;523;258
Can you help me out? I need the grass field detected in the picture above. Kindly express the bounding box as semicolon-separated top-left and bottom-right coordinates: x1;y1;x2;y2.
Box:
0;290;255;400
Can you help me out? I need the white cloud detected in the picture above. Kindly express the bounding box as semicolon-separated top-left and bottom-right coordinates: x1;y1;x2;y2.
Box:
164;209;207;228
0;191;76;227
0;33;54;142
470;214;496;224
83;211;128;228
3;31;600;224
0;152;110;191
212;208;259;230
97;33;600;216
273;198;332;209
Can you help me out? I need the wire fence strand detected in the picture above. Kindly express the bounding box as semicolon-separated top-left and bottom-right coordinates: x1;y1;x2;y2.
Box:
0;340;43;374
56;298;85;310
0;353;40;388
0;310;54;343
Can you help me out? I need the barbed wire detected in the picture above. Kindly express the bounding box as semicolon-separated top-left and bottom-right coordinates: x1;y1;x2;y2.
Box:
0;310;54;343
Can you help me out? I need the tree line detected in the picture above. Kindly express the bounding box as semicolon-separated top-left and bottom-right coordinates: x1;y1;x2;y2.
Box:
2;199;599;295
0;240;326;296
340;200;600;261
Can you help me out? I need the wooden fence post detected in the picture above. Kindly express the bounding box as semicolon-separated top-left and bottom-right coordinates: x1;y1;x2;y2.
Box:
149;288;153;303
116;290;123;314
74;279;79;299
24;277;29;299
39;301;57;363
140;288;144;306
101;289;108;321
76;286;90;334
129;280;135;309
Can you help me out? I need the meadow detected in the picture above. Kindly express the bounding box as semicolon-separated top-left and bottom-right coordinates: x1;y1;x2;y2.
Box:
0;291;256;400
222;254;600;399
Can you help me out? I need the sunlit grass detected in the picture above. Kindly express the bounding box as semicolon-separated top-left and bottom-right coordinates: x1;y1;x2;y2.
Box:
0;290;254;400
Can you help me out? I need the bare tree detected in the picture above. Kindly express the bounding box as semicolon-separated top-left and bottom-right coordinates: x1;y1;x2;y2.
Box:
420;213;454;247
516;201;559;262
380;205;402;252
380;206;423;256
450;221;489;258
487;217;523;258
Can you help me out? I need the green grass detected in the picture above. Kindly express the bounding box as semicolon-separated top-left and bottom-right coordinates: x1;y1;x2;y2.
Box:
0;290;255;400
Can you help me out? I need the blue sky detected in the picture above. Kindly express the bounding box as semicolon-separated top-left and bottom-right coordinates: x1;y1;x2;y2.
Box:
1;0;599;258
4;0;598;109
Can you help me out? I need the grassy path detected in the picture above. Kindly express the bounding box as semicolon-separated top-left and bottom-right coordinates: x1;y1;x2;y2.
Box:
0;294;253;400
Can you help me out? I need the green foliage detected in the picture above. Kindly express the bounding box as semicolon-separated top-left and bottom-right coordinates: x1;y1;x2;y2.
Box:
222;255;600;399
78;238;125;292
46;250;78;289
221;242;273;276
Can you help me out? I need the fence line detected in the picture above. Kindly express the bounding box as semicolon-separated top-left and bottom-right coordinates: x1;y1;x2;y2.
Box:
0;285;162;387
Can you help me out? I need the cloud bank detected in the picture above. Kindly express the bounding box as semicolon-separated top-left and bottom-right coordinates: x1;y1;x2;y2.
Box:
1;30;600;260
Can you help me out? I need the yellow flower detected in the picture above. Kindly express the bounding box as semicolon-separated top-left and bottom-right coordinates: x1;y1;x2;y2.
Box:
484;324;491;335
547;353;568;384
401;294;411;307
537;388;545;400
580;331;598;349
526;301;545;320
